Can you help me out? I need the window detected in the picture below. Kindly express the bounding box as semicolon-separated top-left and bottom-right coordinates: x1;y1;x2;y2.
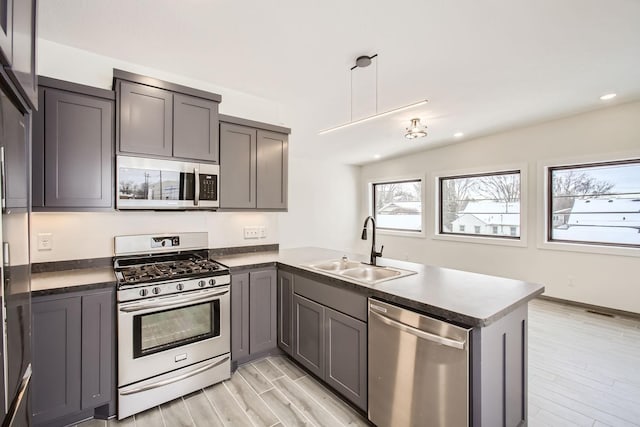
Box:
372;179;422;232
548;160;640;248
439;170;521;239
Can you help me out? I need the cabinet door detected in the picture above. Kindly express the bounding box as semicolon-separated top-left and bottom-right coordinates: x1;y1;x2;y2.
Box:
324;308;367;411
119;81;172;157
1;90;27;209
293;294;324;378
219;123;256;208
256;130;288;209
32;296;82;424
277;271;293;356
0;0;12;66
173;93;219;162
231;272;250;360
249;269;277;354
81;291;113;410
43;88;113;208
10;0;37;108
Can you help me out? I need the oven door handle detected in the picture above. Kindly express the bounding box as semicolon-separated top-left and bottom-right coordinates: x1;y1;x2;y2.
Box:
119;289;229;313
120;356;229;396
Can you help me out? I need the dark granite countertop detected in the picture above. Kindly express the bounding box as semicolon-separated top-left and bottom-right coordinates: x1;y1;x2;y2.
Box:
31;267;117;297
217;247;544;327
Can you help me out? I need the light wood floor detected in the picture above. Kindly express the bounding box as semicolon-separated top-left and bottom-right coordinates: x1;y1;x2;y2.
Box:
79;299;640;427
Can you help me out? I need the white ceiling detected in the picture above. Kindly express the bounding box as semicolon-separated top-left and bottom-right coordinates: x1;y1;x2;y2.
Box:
38;0;640;165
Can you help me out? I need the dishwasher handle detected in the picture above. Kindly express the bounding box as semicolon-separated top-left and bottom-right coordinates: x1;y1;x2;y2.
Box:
370;310;466;350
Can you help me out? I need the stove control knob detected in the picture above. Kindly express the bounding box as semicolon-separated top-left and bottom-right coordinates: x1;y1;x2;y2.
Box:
139;289;148;297
152;287;161;295
209;279;216;286
198;280;206;288
176;283;184;291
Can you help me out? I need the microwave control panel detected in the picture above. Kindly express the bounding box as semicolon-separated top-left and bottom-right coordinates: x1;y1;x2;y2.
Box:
199;174;218;201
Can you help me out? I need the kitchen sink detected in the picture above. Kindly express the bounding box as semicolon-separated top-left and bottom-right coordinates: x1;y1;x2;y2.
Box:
305;259;417;285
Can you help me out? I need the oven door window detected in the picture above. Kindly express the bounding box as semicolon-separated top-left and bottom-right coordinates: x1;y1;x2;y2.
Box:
132;300;220;358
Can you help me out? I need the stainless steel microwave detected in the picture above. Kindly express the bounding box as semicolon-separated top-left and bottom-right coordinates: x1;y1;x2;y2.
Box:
116;156;219;210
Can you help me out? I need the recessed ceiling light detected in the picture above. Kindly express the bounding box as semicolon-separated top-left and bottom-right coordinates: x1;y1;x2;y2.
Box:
373;154;381;159
600;93;617;100
453;132;464;138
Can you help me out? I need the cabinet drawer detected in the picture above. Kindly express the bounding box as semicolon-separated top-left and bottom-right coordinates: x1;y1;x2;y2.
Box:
293;274;367;322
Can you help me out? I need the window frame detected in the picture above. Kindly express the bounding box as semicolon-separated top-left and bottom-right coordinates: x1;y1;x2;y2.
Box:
369;176;426;237
432;164;528;248
544;157;640;251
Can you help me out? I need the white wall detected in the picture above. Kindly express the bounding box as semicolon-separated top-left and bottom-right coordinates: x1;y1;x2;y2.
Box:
33;39;362;262
359;101;640;314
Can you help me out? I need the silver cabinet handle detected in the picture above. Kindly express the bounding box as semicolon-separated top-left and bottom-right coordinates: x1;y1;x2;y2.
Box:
119;288;229;313
194;167;200;206
370;310;466;350
120;356;229;396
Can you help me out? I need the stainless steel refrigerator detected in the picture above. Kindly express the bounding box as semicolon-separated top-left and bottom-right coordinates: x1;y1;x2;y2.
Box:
0;77;32;426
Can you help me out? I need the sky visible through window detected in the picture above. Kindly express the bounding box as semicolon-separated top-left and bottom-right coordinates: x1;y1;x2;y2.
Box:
550;161;640;247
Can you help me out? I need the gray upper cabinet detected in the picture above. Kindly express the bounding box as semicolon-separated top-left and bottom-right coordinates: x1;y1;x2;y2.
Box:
324;307;367;411
219;116;289;211
1;89;27;209
8;0;37;108
32;296;82;425
33;81;114;209
0;0;12;67
293;294;325;379
118;81;172;157
114;70;221;163
249;269;277;354
219;123;256;208
257;130;288;209
173;93;219;162
231;272;250;361
277;270;294;356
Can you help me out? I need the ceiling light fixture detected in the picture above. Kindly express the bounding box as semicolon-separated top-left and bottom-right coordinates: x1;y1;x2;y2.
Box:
453;132;464;138
405;118;428;139
599;93;617;100
373;154;381;159
318;54;428;135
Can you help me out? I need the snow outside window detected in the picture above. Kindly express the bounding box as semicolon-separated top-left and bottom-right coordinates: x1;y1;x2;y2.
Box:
372;180;422;232
548;160;640;248
439;170;521;239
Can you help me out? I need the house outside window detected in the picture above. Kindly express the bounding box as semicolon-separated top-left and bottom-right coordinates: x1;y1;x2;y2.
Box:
439;170;522;239
372;179;423;232
548;160;640;248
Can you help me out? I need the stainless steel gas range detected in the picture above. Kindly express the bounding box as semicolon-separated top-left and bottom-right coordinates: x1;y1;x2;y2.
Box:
114;232;230;419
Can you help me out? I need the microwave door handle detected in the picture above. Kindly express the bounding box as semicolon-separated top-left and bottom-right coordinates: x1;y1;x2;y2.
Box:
194;167;200;206
1;147;6;212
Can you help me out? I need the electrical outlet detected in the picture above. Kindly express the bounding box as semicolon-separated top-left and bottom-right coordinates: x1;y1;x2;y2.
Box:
259;226;267;238
244;226;260;239
37;233;53;251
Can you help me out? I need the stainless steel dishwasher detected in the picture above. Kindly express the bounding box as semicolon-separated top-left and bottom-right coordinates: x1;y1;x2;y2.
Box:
368;299;471;427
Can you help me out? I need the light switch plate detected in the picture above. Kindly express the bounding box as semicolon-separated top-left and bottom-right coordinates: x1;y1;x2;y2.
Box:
37;233;53;251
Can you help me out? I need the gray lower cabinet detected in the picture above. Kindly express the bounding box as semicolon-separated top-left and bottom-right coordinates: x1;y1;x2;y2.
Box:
173;93;219;162
284;270;368;411
277;270;293;356
32;288;114;426
33;81;114;209
219;120;288;210
118;80;173;157
293;294;325;379
231;268;277;364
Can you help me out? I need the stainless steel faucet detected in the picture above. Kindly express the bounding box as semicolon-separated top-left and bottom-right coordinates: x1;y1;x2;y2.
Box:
361;216;383;266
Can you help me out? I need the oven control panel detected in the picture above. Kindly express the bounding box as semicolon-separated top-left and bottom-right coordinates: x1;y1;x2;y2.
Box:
117;274;230;303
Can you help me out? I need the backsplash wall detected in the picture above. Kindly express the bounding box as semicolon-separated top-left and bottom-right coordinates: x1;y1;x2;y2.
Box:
30;211;279;263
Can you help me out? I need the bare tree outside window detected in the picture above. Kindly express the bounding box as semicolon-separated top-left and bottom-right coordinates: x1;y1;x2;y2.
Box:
373;180;422;232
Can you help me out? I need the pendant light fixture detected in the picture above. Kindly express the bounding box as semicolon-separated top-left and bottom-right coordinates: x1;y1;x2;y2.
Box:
404;118;427;139
318;55;428;135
